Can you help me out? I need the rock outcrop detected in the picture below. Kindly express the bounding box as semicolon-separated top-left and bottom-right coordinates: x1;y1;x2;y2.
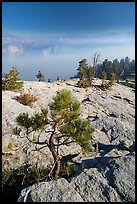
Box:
17;149;135;202
70;150;135;202
18;178;84;202
2;79;135;202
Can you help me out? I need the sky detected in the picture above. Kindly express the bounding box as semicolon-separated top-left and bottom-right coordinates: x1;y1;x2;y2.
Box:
2;2;135;81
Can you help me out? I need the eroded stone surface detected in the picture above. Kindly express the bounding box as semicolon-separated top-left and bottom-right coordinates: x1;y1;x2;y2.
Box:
18;178;84;202
2;79;135;202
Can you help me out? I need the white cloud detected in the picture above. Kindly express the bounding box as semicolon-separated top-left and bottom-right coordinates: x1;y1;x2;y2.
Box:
42;46;66;57
2;30;135;58
2;43;23;55
43;48;51;57
2;30;135;81
7;45;22;53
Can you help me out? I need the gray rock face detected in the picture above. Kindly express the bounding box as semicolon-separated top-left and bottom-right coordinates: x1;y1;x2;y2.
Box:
89;116;135;143
17;148;135;202
18;178;84;202
2;79;135;202
70;150;135;202
112;152;135;202
70;168;121;202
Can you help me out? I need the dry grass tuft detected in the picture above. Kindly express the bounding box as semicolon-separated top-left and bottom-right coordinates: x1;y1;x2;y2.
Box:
15;92;37;107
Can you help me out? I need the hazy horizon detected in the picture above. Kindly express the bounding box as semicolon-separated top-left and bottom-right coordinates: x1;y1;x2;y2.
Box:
2;2;135;81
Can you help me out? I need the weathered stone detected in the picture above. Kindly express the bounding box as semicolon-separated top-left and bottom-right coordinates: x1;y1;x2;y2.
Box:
18;178;84;202
70;149;135;202
95;149;135;202
70;167;121;202
2;79;135;202
111;153;135;202
120;138;134;150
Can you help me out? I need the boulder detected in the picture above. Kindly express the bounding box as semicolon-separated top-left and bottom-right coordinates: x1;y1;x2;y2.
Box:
70;168;121;202
18;178;84;202
70;149;135;202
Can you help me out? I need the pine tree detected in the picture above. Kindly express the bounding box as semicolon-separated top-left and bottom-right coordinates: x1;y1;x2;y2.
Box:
87;66;94;86
101;70;107;85
2;67;24;92
36;71;45;81
112;59;120;82
110;71;117;85
56;76;60;81
14;89;94;178
77;59;94;88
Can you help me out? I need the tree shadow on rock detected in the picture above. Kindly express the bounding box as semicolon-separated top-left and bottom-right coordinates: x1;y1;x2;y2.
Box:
67;141;135;181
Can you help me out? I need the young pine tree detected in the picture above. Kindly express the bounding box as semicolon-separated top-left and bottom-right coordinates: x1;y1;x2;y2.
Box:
2;67;24;91
77;59;94;88
36;71;45;82
87;66;94;86
14;89;94;178
110;71;117;85
101;70;107;85
2;67;24;92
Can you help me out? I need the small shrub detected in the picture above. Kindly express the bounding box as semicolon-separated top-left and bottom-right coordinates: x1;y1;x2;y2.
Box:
100;81;113;91
2;163;49;189
7;142;13;151
2;164;50;202
2;67;24;92
15;92;37;107
12;156;20;164
61;162;75;178
77;78;91;88
3;142;14;154
12;127;22;135
2;167;11;187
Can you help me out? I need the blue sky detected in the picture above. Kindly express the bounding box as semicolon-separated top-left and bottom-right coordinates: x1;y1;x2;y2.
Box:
2;2;135;81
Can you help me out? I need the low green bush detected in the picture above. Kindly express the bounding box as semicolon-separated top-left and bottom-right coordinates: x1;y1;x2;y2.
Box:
2;163;50;202
2;163;49;189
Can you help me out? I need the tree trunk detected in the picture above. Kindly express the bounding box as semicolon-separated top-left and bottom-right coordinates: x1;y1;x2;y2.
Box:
49;135;61;178
117;78;120;83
